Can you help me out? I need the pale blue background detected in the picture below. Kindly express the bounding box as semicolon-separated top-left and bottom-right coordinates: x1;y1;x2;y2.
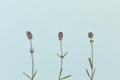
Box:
0;0;120;80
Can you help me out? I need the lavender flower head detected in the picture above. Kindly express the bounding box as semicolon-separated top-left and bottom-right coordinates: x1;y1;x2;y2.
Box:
88;32;94;43
26;31;32;40
58;32;63;40
88;32;94;38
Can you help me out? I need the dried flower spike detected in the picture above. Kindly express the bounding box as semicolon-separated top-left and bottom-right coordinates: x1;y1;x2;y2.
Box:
58;32;63;40
26;31;32;40
88;32;94;38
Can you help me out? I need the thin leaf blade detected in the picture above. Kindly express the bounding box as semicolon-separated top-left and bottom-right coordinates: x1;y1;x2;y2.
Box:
60;75;72;80
85;69;91;79
57;53;61;58
23;72;31;79
63;52;68;57
88;58;93;70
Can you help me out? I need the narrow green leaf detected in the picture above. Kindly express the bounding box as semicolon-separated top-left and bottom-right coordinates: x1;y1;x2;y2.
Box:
57;53;61;58
88;58;93;70
60;75;72;80
63;52;68;57
85;69;91;79
23;72;31;79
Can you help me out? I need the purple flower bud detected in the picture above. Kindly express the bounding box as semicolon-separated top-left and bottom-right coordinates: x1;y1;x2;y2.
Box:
88;32;94;38
58;32;63;40
26;31;32;40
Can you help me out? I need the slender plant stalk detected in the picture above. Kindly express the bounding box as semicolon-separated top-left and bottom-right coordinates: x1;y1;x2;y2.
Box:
91;41;93;66
60;40;63;69
24;31;37;80
58;32;71;80
58;40;64;80
86;32;95;80
31;53;34;79
91;41;94;80
30;40;35;78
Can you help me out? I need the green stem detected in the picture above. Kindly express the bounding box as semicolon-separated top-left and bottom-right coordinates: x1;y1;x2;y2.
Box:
30;40;35;80
60;40;63;56
31;53;34;80
91;41;94;80
60;40;63;69
58;40;64;80
91;42;93;68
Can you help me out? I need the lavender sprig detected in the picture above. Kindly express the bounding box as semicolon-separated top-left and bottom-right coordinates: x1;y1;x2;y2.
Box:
57;32;72;80
23;31;37;80
86;32;96;80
